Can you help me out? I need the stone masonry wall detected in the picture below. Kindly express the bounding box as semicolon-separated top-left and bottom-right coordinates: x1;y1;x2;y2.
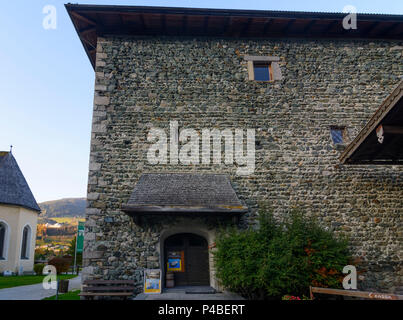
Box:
83;35;403;293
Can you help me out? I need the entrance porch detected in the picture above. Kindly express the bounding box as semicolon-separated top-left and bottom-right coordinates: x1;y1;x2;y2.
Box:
121;173;248;292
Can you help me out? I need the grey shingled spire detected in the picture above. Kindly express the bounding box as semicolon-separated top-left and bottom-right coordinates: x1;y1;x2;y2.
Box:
0;151;40;212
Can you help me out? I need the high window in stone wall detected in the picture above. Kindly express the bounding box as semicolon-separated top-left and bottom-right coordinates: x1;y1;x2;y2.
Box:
253;62;272;81
330;126;347;145
244;55;282;82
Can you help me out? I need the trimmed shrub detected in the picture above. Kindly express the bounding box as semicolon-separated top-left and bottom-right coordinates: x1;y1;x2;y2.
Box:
214;210;351;299
34;263;45;275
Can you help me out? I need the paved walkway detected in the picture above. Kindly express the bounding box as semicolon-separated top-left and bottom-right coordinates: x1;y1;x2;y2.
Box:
134;286;245;300
0;275;81;300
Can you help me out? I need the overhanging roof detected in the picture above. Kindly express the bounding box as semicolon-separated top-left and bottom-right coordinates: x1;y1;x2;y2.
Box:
121;173;248;215
0;152;41;212
65;4;403;69
340;80;403;165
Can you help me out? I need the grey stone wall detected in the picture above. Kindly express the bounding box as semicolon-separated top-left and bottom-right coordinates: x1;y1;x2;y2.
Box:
84;35;403;293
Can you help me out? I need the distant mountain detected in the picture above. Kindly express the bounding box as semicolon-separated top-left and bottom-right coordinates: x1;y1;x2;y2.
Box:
39;198;86;218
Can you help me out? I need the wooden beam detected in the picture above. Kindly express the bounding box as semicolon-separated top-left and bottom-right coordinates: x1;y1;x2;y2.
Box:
81;36;97;50
79;26;96;37
363;21;380;35
263;18;273;34
379;22;400;35
139;13;146;31
310;286;403;300
70;11;97;26
382;125;403;134
95;13;105;30
376;124;403;145
222;17;231;35
283;19;296;33
182;15;188;35
302;19;316;33
371;130;398;163
347;159;403;165
118;13;125;27
240;18;253;36
322;20;339;35
160;14;166;35
203;16;209;34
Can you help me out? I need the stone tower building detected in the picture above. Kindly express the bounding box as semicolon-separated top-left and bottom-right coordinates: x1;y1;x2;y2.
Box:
67;4;403;293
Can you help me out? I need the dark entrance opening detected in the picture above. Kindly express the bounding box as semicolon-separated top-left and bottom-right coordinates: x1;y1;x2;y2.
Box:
164;233;210;286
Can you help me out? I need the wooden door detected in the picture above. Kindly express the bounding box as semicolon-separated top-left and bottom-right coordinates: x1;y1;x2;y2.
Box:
165;233;210;286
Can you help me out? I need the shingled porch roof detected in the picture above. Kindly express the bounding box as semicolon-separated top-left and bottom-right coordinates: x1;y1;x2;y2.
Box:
121;173;248;215
0;152;41;212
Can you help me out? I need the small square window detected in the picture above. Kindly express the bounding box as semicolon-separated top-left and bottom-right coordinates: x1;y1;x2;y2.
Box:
253;62;272;81
330;127;346;144
245;56;282;82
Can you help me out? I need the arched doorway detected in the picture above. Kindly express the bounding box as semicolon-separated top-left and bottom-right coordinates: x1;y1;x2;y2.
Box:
164;233;210;286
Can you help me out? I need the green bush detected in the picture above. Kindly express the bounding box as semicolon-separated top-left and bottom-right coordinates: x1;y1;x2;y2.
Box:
214;210;351;299
33;263;45;275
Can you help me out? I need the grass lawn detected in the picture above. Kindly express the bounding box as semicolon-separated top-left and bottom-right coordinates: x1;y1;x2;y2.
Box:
0;274;77;290
43;289;81;300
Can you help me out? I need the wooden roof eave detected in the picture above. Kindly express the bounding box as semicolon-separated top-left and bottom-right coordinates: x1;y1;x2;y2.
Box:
65;6;97;69
64;4;403;21
339;80;403;164
121;204;248;215
65;4;403;69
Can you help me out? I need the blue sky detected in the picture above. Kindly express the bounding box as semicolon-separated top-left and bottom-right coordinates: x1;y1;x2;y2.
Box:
0;1;402;203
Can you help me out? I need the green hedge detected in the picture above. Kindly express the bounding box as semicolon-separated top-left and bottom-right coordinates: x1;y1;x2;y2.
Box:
34;263;45;275
214;210;351;299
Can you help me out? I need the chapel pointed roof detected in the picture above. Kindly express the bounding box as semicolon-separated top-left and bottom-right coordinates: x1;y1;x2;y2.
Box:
0;151;41;212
